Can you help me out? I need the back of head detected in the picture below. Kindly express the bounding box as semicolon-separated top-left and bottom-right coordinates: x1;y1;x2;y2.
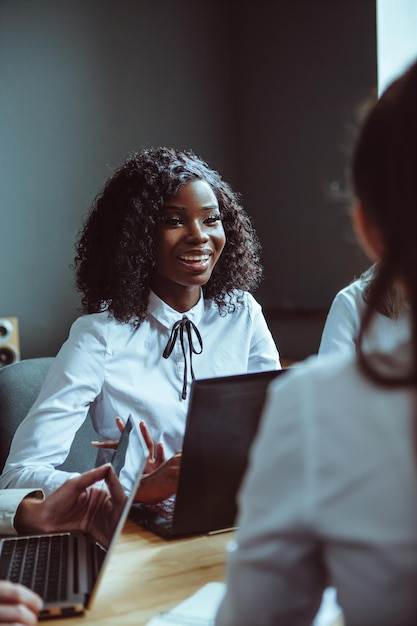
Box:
351;60;417;387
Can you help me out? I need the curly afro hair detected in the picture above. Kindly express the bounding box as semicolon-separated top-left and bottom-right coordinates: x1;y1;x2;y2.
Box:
74;147;264;325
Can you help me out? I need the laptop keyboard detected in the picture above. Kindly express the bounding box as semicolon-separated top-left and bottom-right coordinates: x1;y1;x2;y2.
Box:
144;495;176;520
1;535;69;602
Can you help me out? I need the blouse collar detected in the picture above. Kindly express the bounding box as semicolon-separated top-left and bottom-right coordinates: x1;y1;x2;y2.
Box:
147;289;205;330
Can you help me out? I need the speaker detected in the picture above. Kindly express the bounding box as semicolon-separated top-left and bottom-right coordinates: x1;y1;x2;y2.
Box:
0;317;20;368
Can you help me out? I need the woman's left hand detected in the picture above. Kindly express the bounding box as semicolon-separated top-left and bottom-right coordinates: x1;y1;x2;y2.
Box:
92;417;167;475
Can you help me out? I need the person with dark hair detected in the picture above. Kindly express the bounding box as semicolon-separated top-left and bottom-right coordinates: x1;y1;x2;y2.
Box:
319;262;410;356
216;60;417;625
0;148;280;504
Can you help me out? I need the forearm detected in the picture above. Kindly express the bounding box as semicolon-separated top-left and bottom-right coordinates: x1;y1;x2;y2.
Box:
13;497;46;535
0;489;44;536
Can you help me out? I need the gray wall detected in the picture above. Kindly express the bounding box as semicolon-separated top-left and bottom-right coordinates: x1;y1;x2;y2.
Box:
232;0;376;358
0;0;376;362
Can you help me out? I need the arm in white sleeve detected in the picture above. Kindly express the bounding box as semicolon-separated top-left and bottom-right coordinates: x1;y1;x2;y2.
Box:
0;315;107;494
318;285;364;357
247;295;281;370
216;371;326;626
0;489;44;536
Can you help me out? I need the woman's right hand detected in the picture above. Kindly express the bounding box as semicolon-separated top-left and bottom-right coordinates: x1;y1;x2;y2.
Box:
135;421;181;501
0;581;42;625
134;451;182;504
92;416;180;503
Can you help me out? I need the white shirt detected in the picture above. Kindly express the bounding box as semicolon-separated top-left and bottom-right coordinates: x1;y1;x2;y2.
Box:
216;346;417;626
0;489;44;535
0;290;280;494
319;279;409;357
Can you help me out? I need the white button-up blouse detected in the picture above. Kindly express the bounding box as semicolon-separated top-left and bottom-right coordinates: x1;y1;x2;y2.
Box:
0;290;280;494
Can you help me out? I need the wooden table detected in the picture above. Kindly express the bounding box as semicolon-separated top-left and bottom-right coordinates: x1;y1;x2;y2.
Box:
45;518;233;625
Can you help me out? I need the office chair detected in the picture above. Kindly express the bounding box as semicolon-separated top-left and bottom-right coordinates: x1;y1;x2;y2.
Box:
0;357;97;474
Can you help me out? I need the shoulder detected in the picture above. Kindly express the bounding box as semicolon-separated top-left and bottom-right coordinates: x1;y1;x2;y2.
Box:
264;349;413;437
320;281;365;348
205;290;262;315
263;353;362;432
250;356;363;489
69;311;113;332
240;353;362;515
254;350;417;542
269;352;356;397
329;279;365;311
231;290;262;315
331;279;366;313
203;292;269;334
66;312;137;350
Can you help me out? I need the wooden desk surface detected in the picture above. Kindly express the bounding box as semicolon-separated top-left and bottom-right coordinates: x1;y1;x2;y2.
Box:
45;518;233;626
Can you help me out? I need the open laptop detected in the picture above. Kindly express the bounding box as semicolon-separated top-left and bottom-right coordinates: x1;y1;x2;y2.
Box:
129;368;285;539
0;416;147;619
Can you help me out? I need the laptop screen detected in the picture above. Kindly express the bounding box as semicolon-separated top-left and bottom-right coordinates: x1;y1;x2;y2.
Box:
172;369;285;535
129;368;285;538
87;416;148;605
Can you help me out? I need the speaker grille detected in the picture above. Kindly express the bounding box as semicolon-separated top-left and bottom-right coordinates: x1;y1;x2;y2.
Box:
0;317;20;368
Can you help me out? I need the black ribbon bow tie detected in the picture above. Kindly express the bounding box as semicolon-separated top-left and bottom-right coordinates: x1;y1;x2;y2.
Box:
163;315;203;400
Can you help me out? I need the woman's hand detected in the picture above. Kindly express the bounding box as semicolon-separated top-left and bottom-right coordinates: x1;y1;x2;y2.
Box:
91;416;126;451
134;451;182;504
127;419;181;502
91;416;180;503
14;465;127;549
0;580;42;625
138;421;166;475
92;417;167;475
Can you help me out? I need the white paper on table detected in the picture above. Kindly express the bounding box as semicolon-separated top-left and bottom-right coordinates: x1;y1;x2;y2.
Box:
145;582;225;626
145;583;342;626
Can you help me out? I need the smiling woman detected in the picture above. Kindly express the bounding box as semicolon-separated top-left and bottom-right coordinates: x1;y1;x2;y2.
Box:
0;146;281;506
152;180;226;312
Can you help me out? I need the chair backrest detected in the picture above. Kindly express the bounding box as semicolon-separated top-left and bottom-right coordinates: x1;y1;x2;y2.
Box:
0;357;97;474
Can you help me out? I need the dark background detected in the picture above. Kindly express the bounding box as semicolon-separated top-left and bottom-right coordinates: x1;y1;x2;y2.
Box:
0;0;376;362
